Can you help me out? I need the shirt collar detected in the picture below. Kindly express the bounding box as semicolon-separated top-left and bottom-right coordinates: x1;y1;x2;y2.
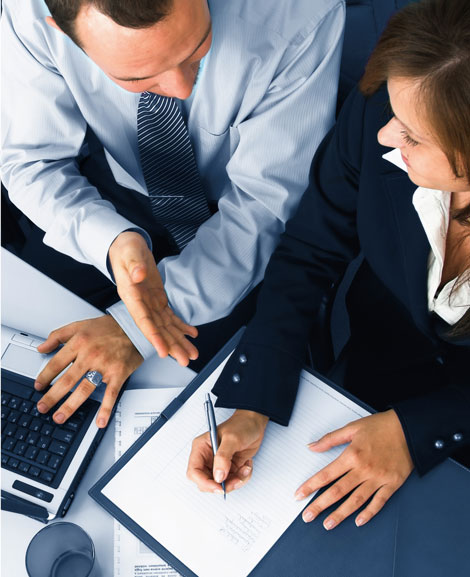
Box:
382;148;408;173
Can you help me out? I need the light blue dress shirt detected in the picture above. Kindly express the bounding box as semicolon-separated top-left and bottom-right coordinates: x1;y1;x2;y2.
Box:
1;0;345;359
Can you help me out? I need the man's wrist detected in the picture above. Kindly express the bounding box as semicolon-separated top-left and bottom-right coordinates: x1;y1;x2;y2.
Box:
106;227;152;282
107;301;156;360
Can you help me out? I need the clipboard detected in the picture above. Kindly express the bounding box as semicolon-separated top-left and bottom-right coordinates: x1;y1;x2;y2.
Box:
89;329;470;577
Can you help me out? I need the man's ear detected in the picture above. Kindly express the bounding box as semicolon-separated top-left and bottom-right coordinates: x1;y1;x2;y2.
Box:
45;16;65;34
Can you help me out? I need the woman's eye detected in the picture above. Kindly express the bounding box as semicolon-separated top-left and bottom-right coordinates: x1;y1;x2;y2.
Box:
400;130;419;147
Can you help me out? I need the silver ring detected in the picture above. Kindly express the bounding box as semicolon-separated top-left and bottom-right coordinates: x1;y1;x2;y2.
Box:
85;370;103;387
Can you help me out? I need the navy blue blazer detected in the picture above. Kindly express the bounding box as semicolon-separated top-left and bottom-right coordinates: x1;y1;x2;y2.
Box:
213;85;470;476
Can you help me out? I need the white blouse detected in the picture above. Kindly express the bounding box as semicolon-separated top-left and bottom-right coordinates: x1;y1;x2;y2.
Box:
383;149;469;325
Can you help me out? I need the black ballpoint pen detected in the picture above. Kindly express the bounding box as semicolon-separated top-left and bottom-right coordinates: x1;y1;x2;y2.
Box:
204;393;226;499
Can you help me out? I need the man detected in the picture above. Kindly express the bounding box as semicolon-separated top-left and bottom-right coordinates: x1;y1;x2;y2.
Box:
1;0;345;427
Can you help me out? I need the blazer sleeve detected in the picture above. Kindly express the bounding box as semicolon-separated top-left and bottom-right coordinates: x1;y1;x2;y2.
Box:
213;87;368;423
392;342;470;475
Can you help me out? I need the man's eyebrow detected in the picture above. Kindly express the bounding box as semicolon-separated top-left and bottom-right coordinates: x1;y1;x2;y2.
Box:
114;21;212;83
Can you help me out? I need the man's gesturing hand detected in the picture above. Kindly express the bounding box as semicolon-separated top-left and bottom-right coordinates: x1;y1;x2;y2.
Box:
35;315;143;428
295;410;414;529
109;231;199;366
187;409;269;494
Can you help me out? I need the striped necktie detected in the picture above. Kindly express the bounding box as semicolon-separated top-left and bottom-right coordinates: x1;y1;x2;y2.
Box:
137;91;211;250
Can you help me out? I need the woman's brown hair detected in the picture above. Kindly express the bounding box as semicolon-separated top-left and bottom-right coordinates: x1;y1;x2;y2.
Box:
360;0;470;337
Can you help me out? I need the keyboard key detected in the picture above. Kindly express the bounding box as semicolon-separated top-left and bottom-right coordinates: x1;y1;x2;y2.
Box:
7;397;20;410
29;466;40;478
41;424;53;437
19;400;33;414
29;407;41;418
25;431;40;445
18;414;32;428
37;436;51;450
31;391;43;403
14;427;28;442
1;454;9;465
2;380;32;400
64;420;80;433
36;450;50;465
14;441;27;456
25;446;39;460
1;406;10;421
4;423;17;438
76;409;87;421
49;441;68;457
52;429;74;444
30;419;42;433
1;393;11;406
8;457;20;469
2;437;15;451
18;462;30;474
48;454;62;470
39;471;54;484
7;410;20;424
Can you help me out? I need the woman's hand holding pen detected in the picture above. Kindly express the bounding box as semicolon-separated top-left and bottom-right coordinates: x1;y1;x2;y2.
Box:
296;409;414;530
187;409;269;493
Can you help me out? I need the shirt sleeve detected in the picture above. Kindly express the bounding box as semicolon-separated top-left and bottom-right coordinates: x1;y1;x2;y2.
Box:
0;8;143;279
213;86;366;422
157;3;346;326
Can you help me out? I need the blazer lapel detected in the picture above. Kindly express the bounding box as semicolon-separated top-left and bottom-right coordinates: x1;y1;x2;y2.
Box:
381;169;435;337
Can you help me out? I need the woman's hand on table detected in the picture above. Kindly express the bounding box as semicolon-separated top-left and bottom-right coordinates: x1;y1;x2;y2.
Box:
296;409;414;529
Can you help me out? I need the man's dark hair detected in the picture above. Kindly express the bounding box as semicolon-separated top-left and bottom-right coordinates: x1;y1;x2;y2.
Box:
45;0;173;46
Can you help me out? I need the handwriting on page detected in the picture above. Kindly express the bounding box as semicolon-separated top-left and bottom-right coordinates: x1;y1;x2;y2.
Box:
219;512;271;552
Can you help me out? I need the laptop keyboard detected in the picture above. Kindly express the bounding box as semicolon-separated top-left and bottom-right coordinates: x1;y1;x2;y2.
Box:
1;370;100;489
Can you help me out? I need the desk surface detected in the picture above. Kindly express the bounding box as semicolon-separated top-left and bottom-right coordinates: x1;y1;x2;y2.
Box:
2;249;470;577
1;249;196;576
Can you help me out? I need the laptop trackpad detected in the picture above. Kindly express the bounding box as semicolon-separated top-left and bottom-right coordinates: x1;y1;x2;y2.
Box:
2;344;49;378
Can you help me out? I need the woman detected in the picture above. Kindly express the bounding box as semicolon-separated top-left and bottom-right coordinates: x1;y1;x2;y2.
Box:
187;0;470;530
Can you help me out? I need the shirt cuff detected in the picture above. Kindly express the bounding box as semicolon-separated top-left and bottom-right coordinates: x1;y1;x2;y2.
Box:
107;300;156;360
212;340;304;425
77;205;151;280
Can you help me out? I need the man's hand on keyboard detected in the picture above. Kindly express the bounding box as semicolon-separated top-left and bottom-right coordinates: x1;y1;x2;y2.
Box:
34;315;143;428
108;231;199;366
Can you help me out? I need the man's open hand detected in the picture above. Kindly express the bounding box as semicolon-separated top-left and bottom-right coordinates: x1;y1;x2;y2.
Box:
109;231;199;366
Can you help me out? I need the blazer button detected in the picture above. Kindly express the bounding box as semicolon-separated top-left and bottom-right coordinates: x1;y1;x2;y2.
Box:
232;374;241;384
452;433;463;442
434;439;445;450
239;354;248;364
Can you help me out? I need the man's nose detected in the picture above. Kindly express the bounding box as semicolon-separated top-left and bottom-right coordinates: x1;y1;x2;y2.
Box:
156;64;196;100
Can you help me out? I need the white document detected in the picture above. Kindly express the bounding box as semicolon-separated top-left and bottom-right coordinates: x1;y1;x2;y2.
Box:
114;388;184;577
103;355;370;577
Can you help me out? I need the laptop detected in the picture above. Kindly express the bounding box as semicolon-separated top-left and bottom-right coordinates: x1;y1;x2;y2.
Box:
1;323;110;522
